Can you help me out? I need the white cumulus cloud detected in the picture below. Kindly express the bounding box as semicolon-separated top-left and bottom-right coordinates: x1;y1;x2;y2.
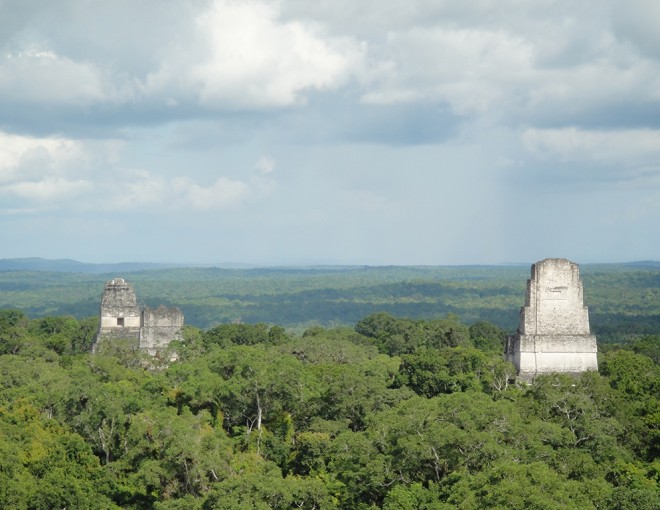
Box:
361;28;534;116
0;131;98;207
0;46;130;106
0;131;85;183
96;169;273;213
143;0;364;109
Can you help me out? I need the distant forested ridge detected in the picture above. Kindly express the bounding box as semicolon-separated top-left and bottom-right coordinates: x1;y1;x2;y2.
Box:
1;260;659;341
0;308;658;509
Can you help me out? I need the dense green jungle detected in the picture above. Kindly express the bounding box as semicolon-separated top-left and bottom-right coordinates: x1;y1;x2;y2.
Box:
0;262;659;509
1;262;660;340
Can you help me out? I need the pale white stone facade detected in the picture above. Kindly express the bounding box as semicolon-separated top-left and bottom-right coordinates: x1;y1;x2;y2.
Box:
96;278;142;345
506;259;598;378
93;277;183;356
140;305;184;356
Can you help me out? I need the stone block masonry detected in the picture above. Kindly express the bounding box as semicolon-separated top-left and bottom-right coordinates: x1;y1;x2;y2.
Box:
92;277;183;356
95;278;141;347
505;259;598;379
140;305;185;356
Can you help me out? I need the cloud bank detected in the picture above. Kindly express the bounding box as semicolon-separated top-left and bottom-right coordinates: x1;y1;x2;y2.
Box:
0;0;659;264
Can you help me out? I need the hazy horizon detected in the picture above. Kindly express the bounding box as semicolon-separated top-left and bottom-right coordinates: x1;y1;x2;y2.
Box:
2;256;659;270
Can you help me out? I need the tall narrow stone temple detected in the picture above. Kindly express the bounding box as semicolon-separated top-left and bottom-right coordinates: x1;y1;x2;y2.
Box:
505;258;598;379
95;277;142;344
92;277;184;357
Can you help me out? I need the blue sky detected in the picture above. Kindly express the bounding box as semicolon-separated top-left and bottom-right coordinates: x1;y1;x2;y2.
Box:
1;0;659;265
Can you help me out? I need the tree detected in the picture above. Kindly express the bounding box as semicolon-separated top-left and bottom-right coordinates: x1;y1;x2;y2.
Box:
439;461;599;509
355;313;471;355
0;309;28;330
600;349;659;397
71;316;99;353
370;394;524;485
0;400;118;509
121;407;233;503
203;453;336;509
355;312;418;355
605;460;660;510
631;335;660;364
203;323;270;347
327;431;390;508
316;355;410;432
395;347;489;396
203;346;315;451
469;320;506;353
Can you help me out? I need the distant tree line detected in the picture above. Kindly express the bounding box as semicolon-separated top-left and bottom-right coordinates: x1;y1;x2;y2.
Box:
2;266;660;342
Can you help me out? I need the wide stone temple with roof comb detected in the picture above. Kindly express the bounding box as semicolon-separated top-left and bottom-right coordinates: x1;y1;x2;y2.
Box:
92;277;183;357
505;258;598;378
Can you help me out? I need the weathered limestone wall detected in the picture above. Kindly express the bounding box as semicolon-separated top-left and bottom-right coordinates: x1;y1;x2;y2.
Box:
140;305;184;356
506;259;598;378
100;315;141;329
93;278;141;351
519;259;591;336
93;277;184;356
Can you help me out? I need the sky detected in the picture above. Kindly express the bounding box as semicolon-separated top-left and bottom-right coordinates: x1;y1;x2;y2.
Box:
1;0;659;265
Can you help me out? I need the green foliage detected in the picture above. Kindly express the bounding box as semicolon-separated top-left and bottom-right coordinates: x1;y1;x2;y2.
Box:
203;454;337;509
630;335;660;364
382;483;442;510
203;323;284;348
0;308;28;329
279;326;378;364
440;461;600;509
355;312;471;355
600;349;659;397
469;320;506;352
0;307;658;509
396;347;488;396
0;400;118;509
2;264;659;338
